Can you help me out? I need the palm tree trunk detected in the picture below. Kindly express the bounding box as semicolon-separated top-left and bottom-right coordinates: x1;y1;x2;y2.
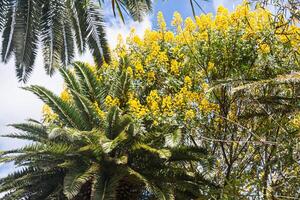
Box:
116;176;145;200
73;181;92;200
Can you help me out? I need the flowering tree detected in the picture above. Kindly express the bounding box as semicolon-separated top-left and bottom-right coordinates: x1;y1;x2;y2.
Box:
1;1;300;199
97;3;299;198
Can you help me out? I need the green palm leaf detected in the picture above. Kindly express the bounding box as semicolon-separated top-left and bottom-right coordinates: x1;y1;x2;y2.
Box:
121;0;152;22
61;19;75;66
24;85;87;130
85;2;110;66
13;0;39;82
63;163;99;199
40;0;64;75
1;2;15;63
0;0;9;32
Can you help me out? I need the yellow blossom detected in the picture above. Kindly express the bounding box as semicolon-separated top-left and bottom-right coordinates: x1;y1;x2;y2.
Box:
199;98;218;114
162;96;173;116
215;6;230;31
42;104;58;122
157;51;169;65
170;59;180;74
207;61;215;72
146;90;161;115
60;89;71;102
260;43;271;54
157;11;167;31
135;62;145;76
184;76;192;88
93;102;106;119
153;120;159;126
128;98;148;119
197;31;209;41
291;114;300;129
172;12;183;31
105;95;120;107
132;35;143;46
147;71;156;82
184;109;196;121
195;14;213;30
184;17;196;32
164;31;174;42
173;92;185;108
126;66;133;77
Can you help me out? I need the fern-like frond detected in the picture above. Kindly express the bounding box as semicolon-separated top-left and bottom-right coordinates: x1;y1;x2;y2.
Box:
0;0;9;32
24;85;87;130
1;2;15;63
9;121;48;140
85;2;110;66
61;19;75;66
13;0;40;82
40;0;64;75
63;163;99;199
121;0;152;22
125;167;167;200
66;0;86;54
73;62;101;101
91;172;123;200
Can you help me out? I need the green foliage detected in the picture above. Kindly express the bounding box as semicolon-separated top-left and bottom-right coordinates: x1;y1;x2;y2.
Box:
0;62;215;199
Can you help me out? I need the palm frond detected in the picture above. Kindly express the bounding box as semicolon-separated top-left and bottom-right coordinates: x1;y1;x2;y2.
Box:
1;1;15;63
102;131;128;153
24;85;87;130
13;0;39;82
0;0;9;32
73;62;102;101
110;71;131;104
9;121;48;139
85;2;110;66
121;0;152;22
70;90;105;128
91;172;123;200
63;163;98;199
40;0;64;75
165;129;182;148
105;106;132;139
169;146;208;162
59;67;81;92
126;167;167;200
61;19;75;66
66;0;86;54
133;143;172;159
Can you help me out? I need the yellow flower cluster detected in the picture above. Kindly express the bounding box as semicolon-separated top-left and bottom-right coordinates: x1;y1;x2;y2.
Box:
104;95;120;107
260;43;271;54
291;114;300;130
170;60;180;75
42;104;58;123
184;109;196;121
85;1;299;127
184;76;193;88
60;89;71;102
157;11;166;31
93;102;106;119
161;96;174;117
146;90;160;115
128;98;148;119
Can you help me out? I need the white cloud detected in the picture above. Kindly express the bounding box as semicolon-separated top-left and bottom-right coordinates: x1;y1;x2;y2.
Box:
105;16;152;48
213;0;242;11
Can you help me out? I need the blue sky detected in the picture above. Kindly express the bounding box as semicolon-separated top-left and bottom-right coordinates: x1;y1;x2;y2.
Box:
0;0;241;178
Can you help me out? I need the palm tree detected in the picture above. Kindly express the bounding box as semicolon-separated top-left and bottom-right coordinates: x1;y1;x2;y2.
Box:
0;62;217;199
0;0;152;82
